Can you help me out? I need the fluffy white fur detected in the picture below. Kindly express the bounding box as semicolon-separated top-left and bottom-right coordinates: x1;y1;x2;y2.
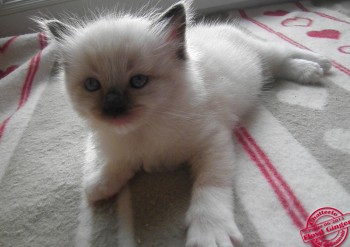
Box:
43;2;331;246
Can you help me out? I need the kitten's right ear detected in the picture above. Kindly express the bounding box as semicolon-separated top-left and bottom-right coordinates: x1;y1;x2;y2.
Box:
43;20;71;41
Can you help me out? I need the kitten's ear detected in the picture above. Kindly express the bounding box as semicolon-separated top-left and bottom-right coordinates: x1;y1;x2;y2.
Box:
43;20;71;41
157;3;187;60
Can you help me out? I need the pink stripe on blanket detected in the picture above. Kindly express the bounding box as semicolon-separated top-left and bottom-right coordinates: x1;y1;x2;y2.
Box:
38;32;48;50
235;128;305;228
0;36;17;53
17;52;41;108
18;54;36;108
239;127;309;220
239;10;350;77
295;2;350;25
18;32;46;107
0;117;10;139
0;33;45;141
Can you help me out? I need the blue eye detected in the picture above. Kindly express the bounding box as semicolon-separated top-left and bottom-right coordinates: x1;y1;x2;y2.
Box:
129;75;148;89
84;78;101;92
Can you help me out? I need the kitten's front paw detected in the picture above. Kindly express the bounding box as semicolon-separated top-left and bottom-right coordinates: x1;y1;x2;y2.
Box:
186;218;243;247
84;175;122;202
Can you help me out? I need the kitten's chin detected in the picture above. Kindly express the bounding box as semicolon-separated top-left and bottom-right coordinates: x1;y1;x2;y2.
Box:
88;106;145;135
106;115;133;126
102;119;135;135
104;113;142;135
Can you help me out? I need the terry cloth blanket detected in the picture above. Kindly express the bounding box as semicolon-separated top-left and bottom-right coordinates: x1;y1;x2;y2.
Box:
1;1;350;247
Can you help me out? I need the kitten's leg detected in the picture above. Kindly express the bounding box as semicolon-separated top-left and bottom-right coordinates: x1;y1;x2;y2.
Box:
85;162;134;202
251;39;332;83
186;132;243;247
289;48;332;73
276;58;325;84
274;46;332;84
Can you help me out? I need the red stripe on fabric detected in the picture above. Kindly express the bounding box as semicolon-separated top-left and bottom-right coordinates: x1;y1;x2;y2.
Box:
0;36;17;53
1;53;38;139
295;2;350;25
239;10;350;77
294;2;308;11
17;54;38;109
19;32;46;107
235;129;305;228
0;117;10;139
239;126;309;220
332;60;350;75
0;52;41;140
38;32;48;49
22;52;42;104
0;33;45;141
239;10;308;50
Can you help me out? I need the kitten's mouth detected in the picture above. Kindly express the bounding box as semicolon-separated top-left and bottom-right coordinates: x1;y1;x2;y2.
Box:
106;115;133;126
104;105;143;126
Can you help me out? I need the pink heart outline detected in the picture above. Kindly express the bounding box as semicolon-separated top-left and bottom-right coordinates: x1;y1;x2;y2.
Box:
307;29;340;40
264;10;289;16
281;17;312;27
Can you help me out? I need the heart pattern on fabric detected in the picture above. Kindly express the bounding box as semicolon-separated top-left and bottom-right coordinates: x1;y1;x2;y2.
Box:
0;65;18;79
276;83;328;110
281;17;312;27
307;29;340;39
264;10;289;16
338;45;350;54
324;129;350;155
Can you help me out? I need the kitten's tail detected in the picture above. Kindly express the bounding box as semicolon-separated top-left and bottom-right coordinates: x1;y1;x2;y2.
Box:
117;185;136;247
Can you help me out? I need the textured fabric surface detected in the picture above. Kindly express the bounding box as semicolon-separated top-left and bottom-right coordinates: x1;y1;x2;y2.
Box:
1;1;349;247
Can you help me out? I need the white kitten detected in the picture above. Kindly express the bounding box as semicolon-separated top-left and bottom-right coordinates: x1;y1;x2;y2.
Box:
43;2;331;246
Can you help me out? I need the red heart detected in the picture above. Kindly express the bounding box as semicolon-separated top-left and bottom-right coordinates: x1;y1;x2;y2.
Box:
307;29;340;39
0;65;18;79
281;17;312;27
264;10;289;16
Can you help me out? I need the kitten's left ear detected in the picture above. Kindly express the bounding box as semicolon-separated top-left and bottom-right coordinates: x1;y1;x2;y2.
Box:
157;2;187;60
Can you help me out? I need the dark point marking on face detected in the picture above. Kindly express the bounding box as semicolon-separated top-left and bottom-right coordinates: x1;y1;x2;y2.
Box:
102;90;130;117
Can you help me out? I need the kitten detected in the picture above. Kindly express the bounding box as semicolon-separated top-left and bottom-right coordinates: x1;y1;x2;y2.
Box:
43;2;331;246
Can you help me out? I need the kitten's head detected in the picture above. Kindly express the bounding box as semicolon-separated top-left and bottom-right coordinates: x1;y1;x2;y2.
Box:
44;3;190;134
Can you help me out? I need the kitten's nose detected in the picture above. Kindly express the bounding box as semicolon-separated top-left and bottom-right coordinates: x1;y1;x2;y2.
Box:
103;91;128;116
